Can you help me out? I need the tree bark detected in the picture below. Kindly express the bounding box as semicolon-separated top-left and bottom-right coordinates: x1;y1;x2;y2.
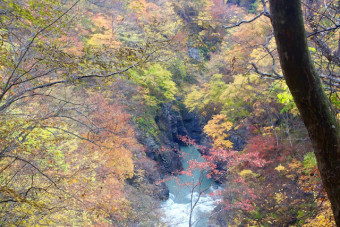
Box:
269;0;340;225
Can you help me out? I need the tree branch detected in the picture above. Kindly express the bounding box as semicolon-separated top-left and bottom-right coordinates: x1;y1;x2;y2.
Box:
0;155;59;188
5;0;80;89
223;0;270;29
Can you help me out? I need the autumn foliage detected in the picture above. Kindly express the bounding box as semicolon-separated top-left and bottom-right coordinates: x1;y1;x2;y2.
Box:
0;0;338;226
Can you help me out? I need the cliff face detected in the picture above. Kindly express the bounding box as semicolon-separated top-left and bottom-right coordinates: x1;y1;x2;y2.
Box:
156;103;202;145
144;103;202;174
133;102;203;201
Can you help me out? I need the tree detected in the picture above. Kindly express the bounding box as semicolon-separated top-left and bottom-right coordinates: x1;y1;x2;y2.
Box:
0;0;163;224
178;136;230;227
269;0;340;225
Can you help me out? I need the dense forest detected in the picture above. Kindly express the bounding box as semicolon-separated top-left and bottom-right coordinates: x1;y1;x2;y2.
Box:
0;0;339;226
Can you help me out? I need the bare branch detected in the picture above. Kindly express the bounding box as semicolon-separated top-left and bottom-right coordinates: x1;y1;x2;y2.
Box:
0;155;59;188
223;0;270;29
307;23;340;38
263;35;282;78
251;63;283;79
223;12;265;29
0;63;138;112
5;0;80;88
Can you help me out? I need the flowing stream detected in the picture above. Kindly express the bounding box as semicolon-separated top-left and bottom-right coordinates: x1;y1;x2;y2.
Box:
161;146;220;227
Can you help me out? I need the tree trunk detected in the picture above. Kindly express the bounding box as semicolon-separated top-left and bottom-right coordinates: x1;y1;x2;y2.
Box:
269;0;340;225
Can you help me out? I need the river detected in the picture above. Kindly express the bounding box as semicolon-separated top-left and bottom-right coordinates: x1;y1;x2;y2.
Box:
161;146;220;227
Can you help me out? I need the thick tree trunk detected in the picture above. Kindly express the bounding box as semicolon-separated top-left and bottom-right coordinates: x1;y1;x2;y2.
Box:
269;0;340;225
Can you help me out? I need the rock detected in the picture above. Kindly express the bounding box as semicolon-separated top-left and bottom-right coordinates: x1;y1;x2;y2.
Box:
128;157;170;201
228;128;247;151
155;183;169;201
135;101;204;199
187;46;202;61
180;107;202;143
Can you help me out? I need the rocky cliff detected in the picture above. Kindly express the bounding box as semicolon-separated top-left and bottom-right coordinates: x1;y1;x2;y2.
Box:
132;102;203;201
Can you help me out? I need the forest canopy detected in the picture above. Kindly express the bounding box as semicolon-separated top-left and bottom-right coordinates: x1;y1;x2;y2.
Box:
0;0;339;226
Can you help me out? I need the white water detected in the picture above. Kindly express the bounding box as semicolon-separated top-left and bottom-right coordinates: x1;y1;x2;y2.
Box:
161;146;221;227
